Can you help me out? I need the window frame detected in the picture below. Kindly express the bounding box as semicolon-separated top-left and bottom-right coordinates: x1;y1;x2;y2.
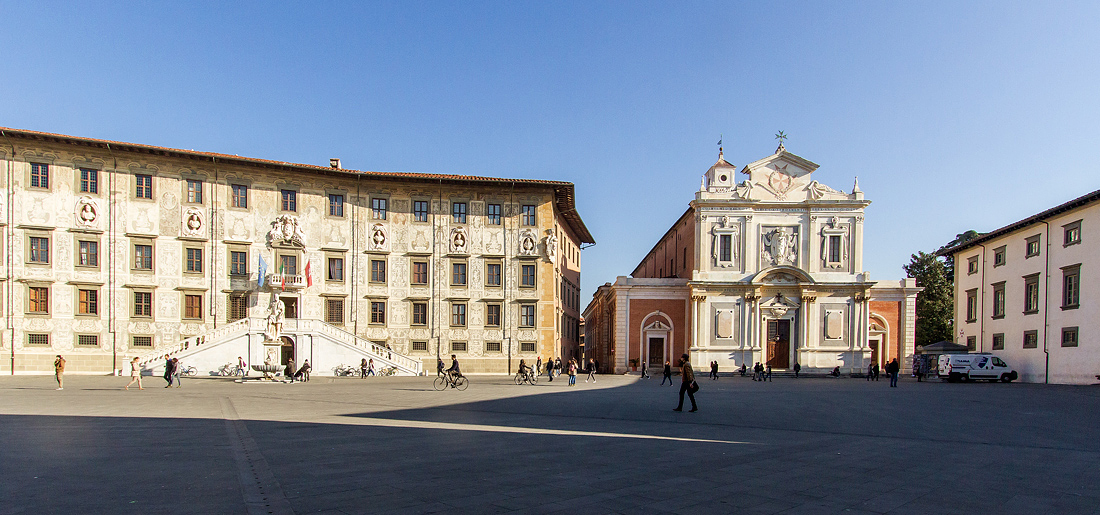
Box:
486;341;502;353
451;341;467;353
486;303;501;327
1061;326;1079;347
451;302;467;327
27;285;49;315
992;332;1004;350
26;333;50;347
326;298;345;325
228;293;250;321
991;281;1005;319
134;174;153;200
451;261;467;286
132;335;153;348
413;200;430;223
1061;264;1081;310
520;304;536;328
185;247;204;274
965;288;977;323
79;168;99;194
329;193;346;217
371;197;387;220
967;256;979;275
1063;220;1082;247
281;189;297;212
229;250;249;276
452;202;467;224
370;301;386;325
369;258;386;284
1023;330;1038;349
521;205;536;226
231;184;249;209
132;290;153;318
487;203;502;225
77;288;99;316
411;261;429;285
485;261;502;288
77;239;99;268
183;293;204;320
30;162;49;189
77;334;99;347
133;242;154;271
28;235;50;264
1025;234;1041;258
1023;273;1040;314
521;264;536;288
185;179;203;204
411;302;428;326
992;246;1006;267
329;256;346;282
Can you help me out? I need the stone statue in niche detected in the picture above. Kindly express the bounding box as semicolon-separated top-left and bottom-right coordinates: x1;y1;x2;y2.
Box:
75;196;100;228
762;227;798;266
544;229;558;262
369;223;387;251
181;206;205;237
450;226;468;254
268;215;306;247
518;230;538;256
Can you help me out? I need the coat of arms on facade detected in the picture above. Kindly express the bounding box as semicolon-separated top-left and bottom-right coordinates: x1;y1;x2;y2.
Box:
369;223;388;251
268;215;306;247
75;196;100;228
450;227;468;254
181;206;205;237
762;227;798;266
544;229;558;262
518;229;538;256
764;163;794;200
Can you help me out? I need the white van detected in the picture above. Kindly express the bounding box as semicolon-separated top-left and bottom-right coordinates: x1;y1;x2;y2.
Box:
938;353;1018;383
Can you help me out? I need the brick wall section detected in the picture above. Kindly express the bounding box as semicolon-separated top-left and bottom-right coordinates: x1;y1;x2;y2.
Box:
870;300;901;363
626;298;688;367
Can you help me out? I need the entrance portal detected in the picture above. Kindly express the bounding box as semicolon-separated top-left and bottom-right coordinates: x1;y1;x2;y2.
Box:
280;336;295;366
648;337;664;367
869;339;880;368
766;319;791;368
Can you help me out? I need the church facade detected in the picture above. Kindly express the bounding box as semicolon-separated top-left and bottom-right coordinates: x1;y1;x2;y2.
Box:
584;144;918;375
0;127;592;376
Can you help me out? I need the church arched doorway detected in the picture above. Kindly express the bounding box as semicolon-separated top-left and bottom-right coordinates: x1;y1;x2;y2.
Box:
280;336;295;366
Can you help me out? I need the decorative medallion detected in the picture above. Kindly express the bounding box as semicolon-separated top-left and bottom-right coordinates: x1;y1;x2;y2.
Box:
767;163;794;200
75;196;100;228
450;226;468;254
518;229;538;256
181;206;205;237
369;223;388;251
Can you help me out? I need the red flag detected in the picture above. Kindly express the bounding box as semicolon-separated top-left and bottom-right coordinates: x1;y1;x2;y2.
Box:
304;260;312;287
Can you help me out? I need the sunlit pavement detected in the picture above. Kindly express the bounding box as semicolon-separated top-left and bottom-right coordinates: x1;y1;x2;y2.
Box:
2;373;1099;514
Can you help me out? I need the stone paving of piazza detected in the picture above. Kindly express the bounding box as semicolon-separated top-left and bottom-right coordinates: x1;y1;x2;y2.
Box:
1;372;1099;515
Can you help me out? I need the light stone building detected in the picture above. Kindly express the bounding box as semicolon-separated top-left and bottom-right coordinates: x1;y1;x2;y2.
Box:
584;143;919;375
0;127;592;376
942;189;1100;384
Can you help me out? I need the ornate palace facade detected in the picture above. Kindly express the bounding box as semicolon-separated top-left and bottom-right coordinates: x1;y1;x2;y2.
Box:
0;127;592;375
584;143;918;375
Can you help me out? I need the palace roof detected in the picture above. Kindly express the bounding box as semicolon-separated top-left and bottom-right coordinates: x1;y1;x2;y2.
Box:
0;126;594;244
939;187;1100;256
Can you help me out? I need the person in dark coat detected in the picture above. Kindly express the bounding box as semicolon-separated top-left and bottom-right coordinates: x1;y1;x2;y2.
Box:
710;361;719;380
793;362;801;378
740;363;747;377
867;362;874;381
660;360;673;386
873;363;880;381
887;358;900;387
285;358;295;383
640;360;650;378
673;354;697;412
163;355;173;387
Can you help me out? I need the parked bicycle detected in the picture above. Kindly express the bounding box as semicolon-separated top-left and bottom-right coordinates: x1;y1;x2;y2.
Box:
333;364;358;377
514;369;538;385
379;365;398;376
218;363;239;376
179;365;198;377
433;373;469;391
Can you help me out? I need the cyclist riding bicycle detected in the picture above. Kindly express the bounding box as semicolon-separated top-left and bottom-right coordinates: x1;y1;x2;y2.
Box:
518;359;530;380
446;354;462;383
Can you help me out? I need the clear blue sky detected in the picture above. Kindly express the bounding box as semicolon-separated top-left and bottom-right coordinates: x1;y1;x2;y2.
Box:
4;1;1100;301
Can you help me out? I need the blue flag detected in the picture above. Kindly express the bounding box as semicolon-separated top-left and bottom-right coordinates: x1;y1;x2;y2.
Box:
257;255;268;288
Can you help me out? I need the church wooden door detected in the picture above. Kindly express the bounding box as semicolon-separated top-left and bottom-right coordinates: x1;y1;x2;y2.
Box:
766;319;791;368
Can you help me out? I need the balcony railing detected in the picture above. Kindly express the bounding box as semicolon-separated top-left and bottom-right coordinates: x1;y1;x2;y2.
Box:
265;273;308;289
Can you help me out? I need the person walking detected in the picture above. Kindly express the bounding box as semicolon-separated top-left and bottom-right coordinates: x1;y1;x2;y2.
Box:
238;356;248;376
867;362;874;381
546;357;555;382
740;363;747;377
171;358;183;388
661;360;673;386
285;358;296;383
640;360;650;379
567;359;577;386
366;358;375;377
163;354;174;387
793;362;801;378
887;358;900;387
436;357;445;378
53;355;66;390
710;361;719;380
765;364;772;382
873;363;880;381
536;356;543;378
915;360;925;382
672;354;697;412
296;360;311;382
360;358;369;378
124;357;143;390
555;357;562;377
586;358;596;383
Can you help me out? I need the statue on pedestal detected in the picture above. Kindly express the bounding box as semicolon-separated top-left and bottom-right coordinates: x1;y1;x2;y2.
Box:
265;298;285;342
